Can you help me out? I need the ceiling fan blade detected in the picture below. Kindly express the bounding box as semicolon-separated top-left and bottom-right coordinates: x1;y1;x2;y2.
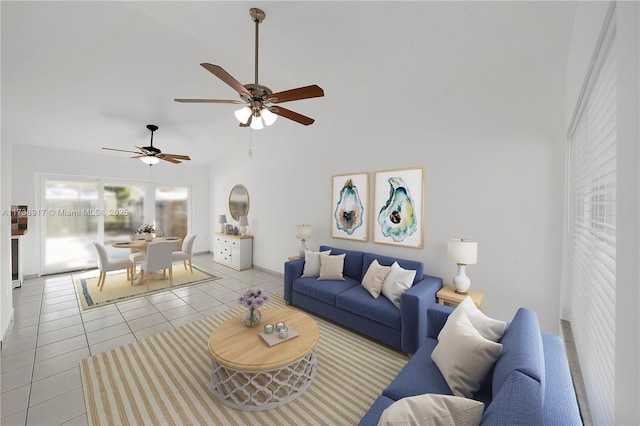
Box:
160;153;191;161
174;98;244;104
102;147;144;155
130;155;146;159
135;146;153;155
268;85;324;104
269;106;315;126
159;156;181;164
200;63;251;97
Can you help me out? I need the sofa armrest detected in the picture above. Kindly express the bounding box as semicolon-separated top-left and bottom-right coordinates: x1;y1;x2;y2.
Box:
284;258;305;302
427;304;454;339
400;274;443;354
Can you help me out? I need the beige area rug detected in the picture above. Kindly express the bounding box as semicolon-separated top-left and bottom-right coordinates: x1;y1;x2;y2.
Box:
74;265;221;310
80;294;408;425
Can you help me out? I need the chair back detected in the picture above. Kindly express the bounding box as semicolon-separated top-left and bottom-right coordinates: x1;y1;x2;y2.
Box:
145;241;174;271
182;233;196;254
92;241;108;269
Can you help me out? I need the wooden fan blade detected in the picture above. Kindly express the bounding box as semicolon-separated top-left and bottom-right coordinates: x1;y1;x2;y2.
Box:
130;155;146;159
174;98;244;104
160;154;191;161
200;63;251;96
268;85;324;104
102;147;144;155
270;106;315;126
159;156;181;164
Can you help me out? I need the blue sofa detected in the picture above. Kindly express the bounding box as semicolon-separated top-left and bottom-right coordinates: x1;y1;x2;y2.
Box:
360;304;582;425
284;245;443;355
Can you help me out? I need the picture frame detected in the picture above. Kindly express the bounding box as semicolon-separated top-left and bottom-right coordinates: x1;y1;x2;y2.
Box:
373;167;424;248
331;172;369;242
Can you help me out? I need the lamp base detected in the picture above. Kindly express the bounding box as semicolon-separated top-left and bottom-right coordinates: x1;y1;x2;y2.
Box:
298;239;308;257
452;263;471;294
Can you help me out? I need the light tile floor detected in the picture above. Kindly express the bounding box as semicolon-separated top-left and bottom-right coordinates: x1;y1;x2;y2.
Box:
1;254;283;426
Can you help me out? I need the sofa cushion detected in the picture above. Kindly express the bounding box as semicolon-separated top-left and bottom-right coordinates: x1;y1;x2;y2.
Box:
492;308;545;400
441;296;506;342
383;339;453;400
292;276;359;304
318;253;346;281
362;252;424;284
320;245;364;281
336;285;401;329
301;249;331;277
379;394;484;426
361;259;391;298
481;370;543;425
381;262;417;308
432;313;502;398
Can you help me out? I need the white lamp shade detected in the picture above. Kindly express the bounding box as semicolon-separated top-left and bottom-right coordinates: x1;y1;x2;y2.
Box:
296;224;312;240
447;239;478;265
141;156;159;165
261;108;278;126
234;106;252;124
250;114;264;130
238;216;249;227
218;215;228;224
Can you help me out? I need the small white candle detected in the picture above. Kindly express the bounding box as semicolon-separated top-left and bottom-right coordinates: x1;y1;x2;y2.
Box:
278;327;288;339
264;323;274;334
275;322;286;332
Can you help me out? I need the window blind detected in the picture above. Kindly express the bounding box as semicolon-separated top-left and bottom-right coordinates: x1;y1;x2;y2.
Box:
567;9;616;426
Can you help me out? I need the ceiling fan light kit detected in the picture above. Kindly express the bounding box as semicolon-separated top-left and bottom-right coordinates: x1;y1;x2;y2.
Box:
175;7;324;129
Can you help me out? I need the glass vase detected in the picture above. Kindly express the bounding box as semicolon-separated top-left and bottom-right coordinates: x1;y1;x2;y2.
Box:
243;307;261;327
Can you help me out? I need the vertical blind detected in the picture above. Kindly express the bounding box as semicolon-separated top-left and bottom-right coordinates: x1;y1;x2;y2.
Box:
567;10;616;426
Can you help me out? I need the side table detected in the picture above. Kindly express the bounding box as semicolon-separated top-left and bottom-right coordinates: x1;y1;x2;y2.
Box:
437;285;484;310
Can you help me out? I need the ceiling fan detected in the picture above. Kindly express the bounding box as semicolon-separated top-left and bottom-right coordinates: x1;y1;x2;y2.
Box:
102;124;191;166
175;7;324;129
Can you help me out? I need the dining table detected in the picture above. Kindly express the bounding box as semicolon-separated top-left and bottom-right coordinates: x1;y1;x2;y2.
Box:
111;236;183;285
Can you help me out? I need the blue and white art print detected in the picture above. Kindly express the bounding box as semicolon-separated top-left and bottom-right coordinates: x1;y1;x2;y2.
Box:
331;172;369;242
374;168;424;248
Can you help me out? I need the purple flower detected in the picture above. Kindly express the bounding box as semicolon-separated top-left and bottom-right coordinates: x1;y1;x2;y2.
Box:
238;287;268;308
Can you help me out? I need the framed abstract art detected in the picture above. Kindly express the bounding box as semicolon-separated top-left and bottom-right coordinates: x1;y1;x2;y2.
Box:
373;167;424;248
331;172;369;242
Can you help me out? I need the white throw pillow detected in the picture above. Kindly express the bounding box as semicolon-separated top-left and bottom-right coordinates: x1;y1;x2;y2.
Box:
439;296;506;342
378;394;484;426
432;312;503;398
361;259;391;298
318;253;346;281
301;250;331;277
381;262;416;308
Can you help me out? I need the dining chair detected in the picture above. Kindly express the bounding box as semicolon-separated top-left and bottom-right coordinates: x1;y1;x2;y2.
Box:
172;233;196;273
92;241;133;291
139;241;174;290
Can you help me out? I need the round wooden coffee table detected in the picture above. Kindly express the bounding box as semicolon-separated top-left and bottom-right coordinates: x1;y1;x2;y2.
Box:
208;308;319;411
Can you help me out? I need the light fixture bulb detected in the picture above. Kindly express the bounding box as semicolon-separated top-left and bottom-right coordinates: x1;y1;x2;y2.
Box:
234;106;252;124
140;156;159;165
250;113;264;130
261;108;278;126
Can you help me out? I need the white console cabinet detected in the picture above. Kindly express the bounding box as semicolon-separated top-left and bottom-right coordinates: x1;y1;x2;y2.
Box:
213;233;253;271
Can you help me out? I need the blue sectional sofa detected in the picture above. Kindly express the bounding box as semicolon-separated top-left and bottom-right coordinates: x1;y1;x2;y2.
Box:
284;245;443;355
360;304;582;425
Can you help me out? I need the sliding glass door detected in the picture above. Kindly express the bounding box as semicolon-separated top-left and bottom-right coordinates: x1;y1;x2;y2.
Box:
42;179;100;274
41;177;191;275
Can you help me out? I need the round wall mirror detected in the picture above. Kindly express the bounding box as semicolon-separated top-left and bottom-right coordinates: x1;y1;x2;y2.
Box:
229;184;250;221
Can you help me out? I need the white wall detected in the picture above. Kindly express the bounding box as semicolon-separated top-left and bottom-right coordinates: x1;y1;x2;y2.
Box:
11;145;211;277
210;2;574;334
1;124;15;342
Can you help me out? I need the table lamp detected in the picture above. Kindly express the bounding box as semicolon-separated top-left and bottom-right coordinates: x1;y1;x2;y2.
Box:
218;215;227;233
238;216;249;235
296;224;312;257
447;238;478;294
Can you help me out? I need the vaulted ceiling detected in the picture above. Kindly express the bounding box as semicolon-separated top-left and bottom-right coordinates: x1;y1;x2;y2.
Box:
2;1;576;166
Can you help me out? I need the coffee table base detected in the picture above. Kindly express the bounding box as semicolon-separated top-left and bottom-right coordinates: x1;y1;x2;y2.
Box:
210;347;317;411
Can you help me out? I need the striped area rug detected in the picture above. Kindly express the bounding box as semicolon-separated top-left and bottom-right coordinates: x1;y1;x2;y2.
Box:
80;294;408;425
